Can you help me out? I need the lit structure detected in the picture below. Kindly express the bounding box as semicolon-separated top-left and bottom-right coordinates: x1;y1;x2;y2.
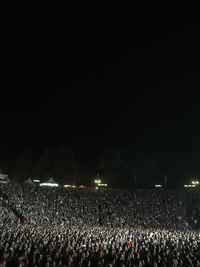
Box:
192;180;199;185
79;185;86;188
184;184;196;188
0;180;7;184
0;173;9;184
97;183;108;187
93;175;108;188
33;179;40;183
94;179;101;184
40;182;58;187
64;185;72;188
64;184;77;188
40;178;59;187
155;184;162;188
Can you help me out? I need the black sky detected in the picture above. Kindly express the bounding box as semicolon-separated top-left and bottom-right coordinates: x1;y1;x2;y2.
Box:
1;2;200;184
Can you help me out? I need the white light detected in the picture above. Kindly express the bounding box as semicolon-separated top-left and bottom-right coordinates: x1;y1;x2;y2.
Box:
98;183;108;187
40;183;58;187
155;184;162;188
95;187;98;190
64;185;77;188
192;180;199;185
184;184;196;188
33;179;40;183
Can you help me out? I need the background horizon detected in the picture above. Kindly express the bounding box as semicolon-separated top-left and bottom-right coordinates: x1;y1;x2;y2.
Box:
1;2;200;188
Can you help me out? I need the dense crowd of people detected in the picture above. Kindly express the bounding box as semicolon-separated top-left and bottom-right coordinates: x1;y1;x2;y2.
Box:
0;183;200;266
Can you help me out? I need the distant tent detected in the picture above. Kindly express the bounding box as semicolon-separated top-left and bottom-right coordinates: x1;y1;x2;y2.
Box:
40;178;59;187
46;178;57;184
0;174;9;184
24;178;35;186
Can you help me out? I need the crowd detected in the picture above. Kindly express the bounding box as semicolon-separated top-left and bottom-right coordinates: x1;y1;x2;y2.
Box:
0;183;200;266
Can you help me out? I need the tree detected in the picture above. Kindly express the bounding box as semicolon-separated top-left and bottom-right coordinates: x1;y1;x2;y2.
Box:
99;148;151;188
37;148;54;179
99;149;124;187
37;147;79;184
53;146;78;184
13;150;34;182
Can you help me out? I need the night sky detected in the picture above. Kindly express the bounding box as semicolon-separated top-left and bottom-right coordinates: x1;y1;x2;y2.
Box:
1;2;200;185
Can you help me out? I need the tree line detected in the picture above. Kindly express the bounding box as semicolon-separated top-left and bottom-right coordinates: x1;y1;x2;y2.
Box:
4;147;168;188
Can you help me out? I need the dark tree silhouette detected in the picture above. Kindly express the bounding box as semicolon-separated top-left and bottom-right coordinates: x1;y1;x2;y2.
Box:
13;150;34;182
35;147;78;184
